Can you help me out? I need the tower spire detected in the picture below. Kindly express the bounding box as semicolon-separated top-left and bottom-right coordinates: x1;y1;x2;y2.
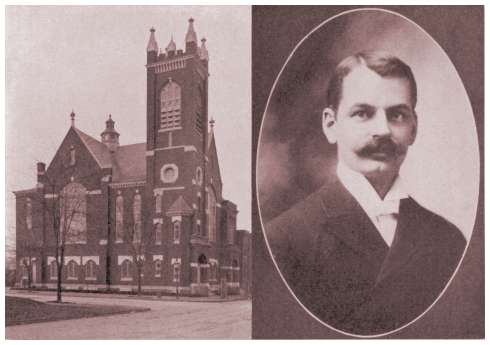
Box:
147;27;159;53
185;18;198;54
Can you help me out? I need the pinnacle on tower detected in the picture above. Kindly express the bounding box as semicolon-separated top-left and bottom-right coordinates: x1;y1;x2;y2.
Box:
185;18;197;43
199;37;209;61
185;18;198;54
166;35;176;53
146;27;159;53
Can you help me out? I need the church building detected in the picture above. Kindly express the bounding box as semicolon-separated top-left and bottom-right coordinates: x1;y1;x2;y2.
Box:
14;19;248;296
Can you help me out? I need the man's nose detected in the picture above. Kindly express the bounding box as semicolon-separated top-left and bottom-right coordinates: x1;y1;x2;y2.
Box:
371;110;391;137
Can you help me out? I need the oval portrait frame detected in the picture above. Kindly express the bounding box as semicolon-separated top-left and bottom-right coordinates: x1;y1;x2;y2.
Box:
256;8;479;338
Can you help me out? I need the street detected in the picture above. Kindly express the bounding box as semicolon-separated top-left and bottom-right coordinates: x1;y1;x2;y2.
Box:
5;290;251;339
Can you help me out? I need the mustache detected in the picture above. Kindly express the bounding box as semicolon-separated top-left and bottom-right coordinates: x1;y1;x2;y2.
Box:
356;137;404;159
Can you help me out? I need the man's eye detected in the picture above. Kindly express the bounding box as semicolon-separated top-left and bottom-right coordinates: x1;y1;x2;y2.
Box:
388;112;406;121
352;110;370;119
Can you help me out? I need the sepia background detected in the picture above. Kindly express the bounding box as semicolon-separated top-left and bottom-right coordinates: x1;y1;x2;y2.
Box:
252;5;484;339
256;9;479;240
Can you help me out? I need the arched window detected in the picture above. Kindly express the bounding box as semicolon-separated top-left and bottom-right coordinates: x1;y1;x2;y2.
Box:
210;262;218;282
173;262;181;283
154;260;162;277
133;193;142;243
155;193;162;213
60;183;87;243
115;194;124;242
25;198;32;231
69;145;76;165
160;80;181;130
50;261;58;280
207;188;217;241
85;260;96;280
155;223;162;245
173;221;181;244
121;260;132;280
67;260;78;280
21;263;29;279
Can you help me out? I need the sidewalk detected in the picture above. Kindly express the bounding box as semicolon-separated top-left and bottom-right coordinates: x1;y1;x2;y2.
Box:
7;287;250;303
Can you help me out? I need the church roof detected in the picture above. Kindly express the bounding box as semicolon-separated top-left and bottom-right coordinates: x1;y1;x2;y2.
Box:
111;143;146;182
75;128;113;168
166;196;193;216
74;128;146;183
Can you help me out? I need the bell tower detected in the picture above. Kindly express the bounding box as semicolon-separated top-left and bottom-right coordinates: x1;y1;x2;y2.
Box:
145;18;211;245
145;18;209;153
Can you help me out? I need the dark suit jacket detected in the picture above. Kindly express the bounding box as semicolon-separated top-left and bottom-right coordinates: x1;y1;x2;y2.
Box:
266;177;466;335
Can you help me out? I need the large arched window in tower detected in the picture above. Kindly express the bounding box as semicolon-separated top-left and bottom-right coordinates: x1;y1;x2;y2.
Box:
160;80;181;130
133;192;142;243
115;194;124;243
60;182;87;243
207;188;217;241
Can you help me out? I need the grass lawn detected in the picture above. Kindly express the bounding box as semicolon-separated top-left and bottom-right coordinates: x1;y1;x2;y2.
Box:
6;296;150;326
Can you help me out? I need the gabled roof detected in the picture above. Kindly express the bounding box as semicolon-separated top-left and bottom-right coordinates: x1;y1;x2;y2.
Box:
73;128;146;183
74;128;113;168
166;196;193;216
111;143;146;182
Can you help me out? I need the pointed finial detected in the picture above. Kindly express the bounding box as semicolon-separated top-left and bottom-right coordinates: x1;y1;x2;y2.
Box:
209;117;215;129
147;27;159;53
106;113;114;128
199;37;209;61
70;110;75;127
185;17;197;43
166;34;176;52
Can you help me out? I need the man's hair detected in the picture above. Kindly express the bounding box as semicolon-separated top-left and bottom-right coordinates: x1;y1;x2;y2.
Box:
326;50;418;112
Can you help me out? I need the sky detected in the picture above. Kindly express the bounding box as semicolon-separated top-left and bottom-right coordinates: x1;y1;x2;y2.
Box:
5;6;252;255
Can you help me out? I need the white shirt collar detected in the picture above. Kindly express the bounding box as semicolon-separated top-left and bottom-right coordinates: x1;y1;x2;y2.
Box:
336;161;408;218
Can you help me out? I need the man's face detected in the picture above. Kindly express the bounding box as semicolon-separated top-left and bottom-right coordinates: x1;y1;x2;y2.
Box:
323;65;417;177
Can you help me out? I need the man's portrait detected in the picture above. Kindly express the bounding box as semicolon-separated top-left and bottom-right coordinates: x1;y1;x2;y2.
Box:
255;8;481;337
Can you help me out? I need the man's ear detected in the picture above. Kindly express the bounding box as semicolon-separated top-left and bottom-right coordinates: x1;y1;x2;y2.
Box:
409;111;418;145
322;107;337;144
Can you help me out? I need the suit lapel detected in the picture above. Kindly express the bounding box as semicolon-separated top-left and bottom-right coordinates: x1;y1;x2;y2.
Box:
318;178;389;268
375;198;423;285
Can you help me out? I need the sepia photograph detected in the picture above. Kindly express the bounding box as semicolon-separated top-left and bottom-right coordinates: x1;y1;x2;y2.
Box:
253;6;483;338
6;6;251;339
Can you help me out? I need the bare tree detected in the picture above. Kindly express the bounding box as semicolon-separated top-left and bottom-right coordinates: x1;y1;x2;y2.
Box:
45;178;87;303
123;221;146;295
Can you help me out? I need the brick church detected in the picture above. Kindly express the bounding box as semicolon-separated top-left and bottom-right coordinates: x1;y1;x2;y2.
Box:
14;19;250;296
